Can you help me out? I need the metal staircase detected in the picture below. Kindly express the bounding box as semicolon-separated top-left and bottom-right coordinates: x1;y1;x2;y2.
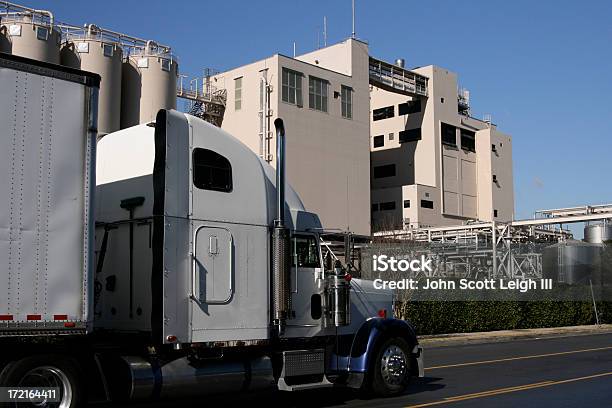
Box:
177;70;227;127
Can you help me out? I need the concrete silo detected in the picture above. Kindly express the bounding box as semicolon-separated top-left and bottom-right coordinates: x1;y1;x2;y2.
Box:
1;10;60;63
61;25;123;136
121;41;177;128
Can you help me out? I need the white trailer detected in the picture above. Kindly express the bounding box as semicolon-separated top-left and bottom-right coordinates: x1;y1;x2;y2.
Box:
0;53;423;408
0;52;98;334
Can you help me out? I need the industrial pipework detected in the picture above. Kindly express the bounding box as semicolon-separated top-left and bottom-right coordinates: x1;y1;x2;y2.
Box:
271;118;291;336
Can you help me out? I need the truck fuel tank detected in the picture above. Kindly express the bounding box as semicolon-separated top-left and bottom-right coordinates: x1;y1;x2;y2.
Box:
118;355;274;400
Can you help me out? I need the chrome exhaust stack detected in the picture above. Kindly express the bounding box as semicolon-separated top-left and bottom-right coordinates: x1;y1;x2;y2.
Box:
272;118;291;336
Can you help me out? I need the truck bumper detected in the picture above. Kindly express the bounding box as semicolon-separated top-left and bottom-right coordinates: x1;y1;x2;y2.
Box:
413;344;425;378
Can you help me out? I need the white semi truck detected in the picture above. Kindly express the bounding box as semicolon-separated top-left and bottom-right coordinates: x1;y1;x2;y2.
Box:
0;52;423;407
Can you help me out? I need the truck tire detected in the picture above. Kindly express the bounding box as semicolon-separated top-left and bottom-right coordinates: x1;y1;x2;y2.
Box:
0;355;83;408
364;337;412;397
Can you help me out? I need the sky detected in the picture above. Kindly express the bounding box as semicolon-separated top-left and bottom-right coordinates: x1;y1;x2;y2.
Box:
23;0;612;235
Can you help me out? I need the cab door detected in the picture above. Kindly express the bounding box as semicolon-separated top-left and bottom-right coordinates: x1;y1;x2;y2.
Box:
193;225;233;304
288;234;323;328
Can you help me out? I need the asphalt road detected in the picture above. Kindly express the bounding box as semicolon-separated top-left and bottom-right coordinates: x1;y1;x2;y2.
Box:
102;332;612;408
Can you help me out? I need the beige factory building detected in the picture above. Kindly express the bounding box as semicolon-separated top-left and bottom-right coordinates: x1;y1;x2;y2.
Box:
370;64;514;231
212;39;372;235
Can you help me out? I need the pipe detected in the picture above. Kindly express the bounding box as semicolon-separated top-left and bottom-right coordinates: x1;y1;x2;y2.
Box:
271;118;290;336
33;9;52;28
274;118;285;227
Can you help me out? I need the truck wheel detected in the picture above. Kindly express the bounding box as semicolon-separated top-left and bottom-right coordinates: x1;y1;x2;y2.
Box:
366;337;412;397
0;355;83;408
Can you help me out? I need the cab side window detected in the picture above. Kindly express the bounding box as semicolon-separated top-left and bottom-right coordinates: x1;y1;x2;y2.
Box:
192;148;232;192
293;235;320;268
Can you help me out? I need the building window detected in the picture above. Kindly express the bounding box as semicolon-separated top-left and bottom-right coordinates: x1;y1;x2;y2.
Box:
389;133;394;141
399;128;421;143
493;175;498;183
441;123;457;147
373;164;396;179
234;77;243;111
193;148;233;193
379;201;396;211
373;105;394;121
420;199;434;209
341;85;352;119
403;200;411;208
440;97;445;103
461;129;475;152
282;68;303;106
398;99;421;115
309;76;328;112
372;203;379;212
494;209;498;217
373;135;384;148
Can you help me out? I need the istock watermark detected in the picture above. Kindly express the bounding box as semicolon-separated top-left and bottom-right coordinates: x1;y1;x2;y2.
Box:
372;254;433;273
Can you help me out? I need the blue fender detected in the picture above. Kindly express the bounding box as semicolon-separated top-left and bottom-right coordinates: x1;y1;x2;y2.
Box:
329;318;418;375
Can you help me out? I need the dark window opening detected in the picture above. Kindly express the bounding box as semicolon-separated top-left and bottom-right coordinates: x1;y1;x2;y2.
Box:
193;148;232;192
440;97;445;103
293;235;320;268
398;99;422;115
493;175;498;183
461;129;476;152
399;128;421;143
403;200;411;208
441;123;457;147
371;203;379;212
373;164;396;179
379;201;396;211
421;199;434;209
373;135;384;148
494;209;499;217
373;105;394;121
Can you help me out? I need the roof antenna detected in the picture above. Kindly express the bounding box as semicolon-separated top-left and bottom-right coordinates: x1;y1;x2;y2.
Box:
323;16;327;47
351;0;356;39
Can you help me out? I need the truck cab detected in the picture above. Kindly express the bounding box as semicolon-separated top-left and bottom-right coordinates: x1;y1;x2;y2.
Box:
0;76;422;405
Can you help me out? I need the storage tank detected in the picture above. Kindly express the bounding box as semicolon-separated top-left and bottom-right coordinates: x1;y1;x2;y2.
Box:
121;42;177;128
584;223;612;244
542;240;602;284
2;13;60;63
61;25;123;136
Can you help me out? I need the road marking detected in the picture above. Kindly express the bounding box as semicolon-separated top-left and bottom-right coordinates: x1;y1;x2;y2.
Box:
426;345;612;370
405;371;612;408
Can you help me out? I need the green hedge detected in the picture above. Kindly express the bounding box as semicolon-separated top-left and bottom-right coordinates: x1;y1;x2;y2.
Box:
398;301;612;335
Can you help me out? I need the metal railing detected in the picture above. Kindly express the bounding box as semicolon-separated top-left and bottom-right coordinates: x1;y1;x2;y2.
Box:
368;56;428;97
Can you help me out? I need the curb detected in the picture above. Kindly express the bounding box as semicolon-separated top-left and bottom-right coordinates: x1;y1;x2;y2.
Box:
419;324;612;347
